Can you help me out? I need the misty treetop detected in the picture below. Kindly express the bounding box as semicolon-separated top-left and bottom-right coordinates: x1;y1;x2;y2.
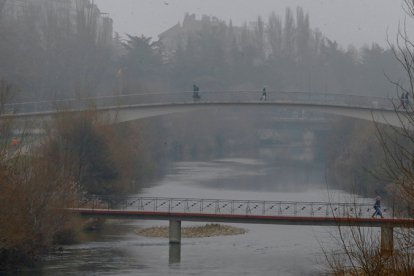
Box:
0;2;405;102
0;0;114;101
162;9;403;95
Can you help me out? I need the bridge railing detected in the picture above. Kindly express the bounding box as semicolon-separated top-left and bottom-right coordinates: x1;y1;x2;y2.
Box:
2;91;397;115
76;196;395;219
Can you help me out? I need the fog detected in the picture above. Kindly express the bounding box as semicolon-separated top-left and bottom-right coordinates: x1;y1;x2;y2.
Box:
1;0;409;102
95;0;409;47
2;1;411;274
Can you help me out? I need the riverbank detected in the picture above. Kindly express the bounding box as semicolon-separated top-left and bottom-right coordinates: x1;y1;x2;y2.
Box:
135;223;247;238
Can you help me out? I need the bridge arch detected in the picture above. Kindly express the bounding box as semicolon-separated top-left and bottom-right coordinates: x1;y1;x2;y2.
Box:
1;91;405;127
104;102;401;127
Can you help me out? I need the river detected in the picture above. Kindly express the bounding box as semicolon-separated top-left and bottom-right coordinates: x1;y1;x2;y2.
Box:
37;157;367;276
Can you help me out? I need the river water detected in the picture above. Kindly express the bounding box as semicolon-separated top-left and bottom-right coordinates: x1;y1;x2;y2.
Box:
38;157;365;276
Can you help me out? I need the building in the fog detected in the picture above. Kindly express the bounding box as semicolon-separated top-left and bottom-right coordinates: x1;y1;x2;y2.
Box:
158;13;228;61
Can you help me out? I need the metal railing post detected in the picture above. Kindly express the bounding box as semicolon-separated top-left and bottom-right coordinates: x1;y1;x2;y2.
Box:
246;201;250;215
310;203;314;216
262;201;266;216
342;204;346;217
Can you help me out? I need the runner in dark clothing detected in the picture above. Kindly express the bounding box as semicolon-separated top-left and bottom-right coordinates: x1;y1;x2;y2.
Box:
372;196;383;218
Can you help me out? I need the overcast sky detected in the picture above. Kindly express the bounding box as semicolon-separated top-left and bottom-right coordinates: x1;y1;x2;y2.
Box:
94;0;411;48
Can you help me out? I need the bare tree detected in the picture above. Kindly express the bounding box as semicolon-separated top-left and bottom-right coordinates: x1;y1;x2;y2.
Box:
379;0;414;211
323;1;414;274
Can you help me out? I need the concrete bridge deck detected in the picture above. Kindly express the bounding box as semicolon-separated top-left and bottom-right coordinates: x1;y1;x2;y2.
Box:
1;90;407;126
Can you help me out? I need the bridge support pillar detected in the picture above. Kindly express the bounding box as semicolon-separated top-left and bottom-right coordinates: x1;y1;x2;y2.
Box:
169;243;181;263
169;220;181;244
381;226;393;254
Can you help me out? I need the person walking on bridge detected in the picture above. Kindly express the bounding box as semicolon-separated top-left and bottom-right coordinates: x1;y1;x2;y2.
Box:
260;87;267;101
404;91;410;107
372;195;383;218
399;92;409;109
192;84;200;101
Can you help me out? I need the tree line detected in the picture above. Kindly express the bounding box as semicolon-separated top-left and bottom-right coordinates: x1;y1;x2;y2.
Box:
0;0;113;101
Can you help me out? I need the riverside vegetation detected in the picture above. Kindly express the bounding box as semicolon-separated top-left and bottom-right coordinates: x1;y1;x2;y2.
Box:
0;105;164;269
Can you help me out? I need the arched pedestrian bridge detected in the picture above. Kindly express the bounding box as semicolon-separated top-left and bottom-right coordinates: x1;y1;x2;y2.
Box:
70;196;414;254
0;90;406;126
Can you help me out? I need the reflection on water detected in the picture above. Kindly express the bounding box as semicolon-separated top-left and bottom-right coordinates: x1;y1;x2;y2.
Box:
148;158;327;200
37;157;363;276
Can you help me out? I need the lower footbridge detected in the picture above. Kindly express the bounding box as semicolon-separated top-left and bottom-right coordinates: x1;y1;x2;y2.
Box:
69;196;414;253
